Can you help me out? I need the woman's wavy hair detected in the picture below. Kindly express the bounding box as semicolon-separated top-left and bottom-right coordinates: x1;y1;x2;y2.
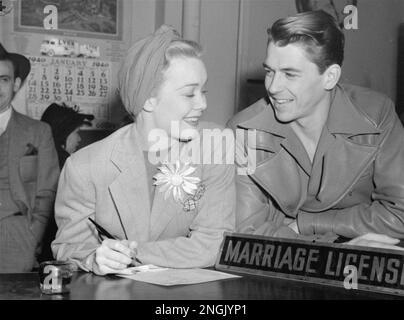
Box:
152;40;203;94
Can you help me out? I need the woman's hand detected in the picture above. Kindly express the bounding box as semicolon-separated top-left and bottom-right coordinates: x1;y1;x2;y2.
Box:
92;239;138;275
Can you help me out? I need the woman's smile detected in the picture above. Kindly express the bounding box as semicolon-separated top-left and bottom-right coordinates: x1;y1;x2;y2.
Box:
183;115;201;127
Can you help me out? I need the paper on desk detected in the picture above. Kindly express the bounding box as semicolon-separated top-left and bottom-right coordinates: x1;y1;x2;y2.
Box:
117;267;241;286
116;264;169;275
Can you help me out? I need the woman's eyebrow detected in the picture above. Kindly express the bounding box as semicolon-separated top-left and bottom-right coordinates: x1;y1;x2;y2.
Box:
176;78;208;90
176;83;199;91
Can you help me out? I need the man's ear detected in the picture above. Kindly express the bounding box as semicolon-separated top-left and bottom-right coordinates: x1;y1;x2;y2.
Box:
13;77;22;93
323;64;341;90
143;97;157;113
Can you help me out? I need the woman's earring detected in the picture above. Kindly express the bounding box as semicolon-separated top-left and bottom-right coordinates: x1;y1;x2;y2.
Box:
143;98;155;113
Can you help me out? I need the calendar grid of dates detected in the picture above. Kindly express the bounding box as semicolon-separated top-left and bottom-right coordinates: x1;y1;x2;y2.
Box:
26;56;111;127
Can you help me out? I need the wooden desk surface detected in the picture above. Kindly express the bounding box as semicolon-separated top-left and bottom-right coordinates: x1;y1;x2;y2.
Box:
0;271;401;300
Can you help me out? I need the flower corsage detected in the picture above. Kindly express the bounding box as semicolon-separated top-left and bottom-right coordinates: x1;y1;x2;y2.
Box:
153;161;205;211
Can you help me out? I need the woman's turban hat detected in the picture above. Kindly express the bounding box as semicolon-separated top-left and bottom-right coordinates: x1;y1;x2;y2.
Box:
118;25;180;117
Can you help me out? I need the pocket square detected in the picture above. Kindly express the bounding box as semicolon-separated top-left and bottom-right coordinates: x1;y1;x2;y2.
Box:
25;143;38;156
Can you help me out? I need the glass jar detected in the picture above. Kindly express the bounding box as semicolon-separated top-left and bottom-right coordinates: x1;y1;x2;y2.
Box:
38;260;74;294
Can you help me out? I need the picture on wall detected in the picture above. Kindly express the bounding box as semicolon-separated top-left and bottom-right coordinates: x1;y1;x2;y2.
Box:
14;0;123;40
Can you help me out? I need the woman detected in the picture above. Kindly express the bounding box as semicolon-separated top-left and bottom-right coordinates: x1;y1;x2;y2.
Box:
52;25;236;275
41;103;94;168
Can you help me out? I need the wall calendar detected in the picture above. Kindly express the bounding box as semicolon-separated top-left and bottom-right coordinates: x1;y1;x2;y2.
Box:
25;55;113;129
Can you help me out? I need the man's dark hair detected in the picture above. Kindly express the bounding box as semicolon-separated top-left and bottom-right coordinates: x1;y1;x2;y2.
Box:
267;10;345;74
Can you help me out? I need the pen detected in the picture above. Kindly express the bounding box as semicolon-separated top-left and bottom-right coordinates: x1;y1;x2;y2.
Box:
88;217;136;267
88;217;117;240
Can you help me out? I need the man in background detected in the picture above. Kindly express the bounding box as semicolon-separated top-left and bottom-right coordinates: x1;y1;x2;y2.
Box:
229;10;404;249
0;43;59;272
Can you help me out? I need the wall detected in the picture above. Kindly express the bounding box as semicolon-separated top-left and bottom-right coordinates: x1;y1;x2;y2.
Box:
236;0;296;111
199;0;240;125
236;0;404;114
162;0;240;126
1;0;240;127
0;0;160;126
2;0;403;127
162;0;241;126
398;22;404;117
342;0;404;104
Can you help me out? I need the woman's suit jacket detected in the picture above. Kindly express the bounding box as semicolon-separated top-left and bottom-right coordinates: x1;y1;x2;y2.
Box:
52;122;235;271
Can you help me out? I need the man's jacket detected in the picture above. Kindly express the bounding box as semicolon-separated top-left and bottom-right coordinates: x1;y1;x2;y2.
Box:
4;110;59;248
228;84;404;239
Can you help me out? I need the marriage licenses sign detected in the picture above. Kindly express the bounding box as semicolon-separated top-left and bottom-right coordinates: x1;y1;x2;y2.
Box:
215;233;404;296
25;56;112;129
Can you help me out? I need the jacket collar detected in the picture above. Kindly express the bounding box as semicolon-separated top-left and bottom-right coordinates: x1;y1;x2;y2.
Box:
8;108;31;144
7;109;32;213
0;105;12;134
108;124;152;242
110;123;140;171
108;123;188;242
237;84;380;137
326;84;380;135
237;96;291;138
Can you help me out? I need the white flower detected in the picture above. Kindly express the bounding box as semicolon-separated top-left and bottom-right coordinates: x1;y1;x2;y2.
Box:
153;161;201;202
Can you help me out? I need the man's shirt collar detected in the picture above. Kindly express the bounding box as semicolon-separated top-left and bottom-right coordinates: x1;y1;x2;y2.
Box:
0;106;13;135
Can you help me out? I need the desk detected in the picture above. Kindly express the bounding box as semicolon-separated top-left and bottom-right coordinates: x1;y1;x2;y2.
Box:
0;271;401;300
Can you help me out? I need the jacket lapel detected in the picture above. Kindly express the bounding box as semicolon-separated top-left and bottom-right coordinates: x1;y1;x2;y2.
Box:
148;140;190;241
280;134;312;176
149;188;182;241
238;102;310;215
303;85;381;211
251;148;308;216
238;100;312;176
8;110;30;212
303;133;378;211
108;125;151;242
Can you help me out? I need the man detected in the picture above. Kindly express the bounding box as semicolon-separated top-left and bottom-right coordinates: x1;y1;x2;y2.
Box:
228;11;404;248
0;43;59;272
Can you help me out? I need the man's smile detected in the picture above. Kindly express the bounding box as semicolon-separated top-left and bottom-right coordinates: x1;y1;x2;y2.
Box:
270;97;294;106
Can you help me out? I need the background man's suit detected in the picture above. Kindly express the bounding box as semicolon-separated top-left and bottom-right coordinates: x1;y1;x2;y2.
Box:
0;109;59;272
